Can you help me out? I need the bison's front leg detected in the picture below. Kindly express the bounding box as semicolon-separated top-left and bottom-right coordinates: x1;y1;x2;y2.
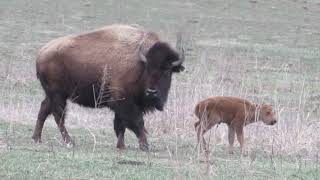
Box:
114;103;149;151
114;114;126;149
128;116;149;151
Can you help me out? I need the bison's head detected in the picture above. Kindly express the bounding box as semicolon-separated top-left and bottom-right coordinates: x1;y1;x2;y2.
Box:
258;104;277;125
139;40;184;111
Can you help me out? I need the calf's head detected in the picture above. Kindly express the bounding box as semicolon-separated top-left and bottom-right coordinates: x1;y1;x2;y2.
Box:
139;42;184;110
257;104;277;125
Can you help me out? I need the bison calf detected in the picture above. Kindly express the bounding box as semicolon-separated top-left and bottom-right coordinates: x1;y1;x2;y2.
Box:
194;96;277;154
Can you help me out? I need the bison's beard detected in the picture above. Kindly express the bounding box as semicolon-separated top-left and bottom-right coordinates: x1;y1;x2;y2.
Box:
136;77;171;112
154;98;164;111
142;95;165;111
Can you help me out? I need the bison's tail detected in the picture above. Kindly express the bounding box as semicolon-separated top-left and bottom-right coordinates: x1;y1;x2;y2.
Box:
36;70;49;93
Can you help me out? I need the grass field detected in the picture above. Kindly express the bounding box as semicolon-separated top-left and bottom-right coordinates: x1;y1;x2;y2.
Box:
1;122;319;179
1;0;320;179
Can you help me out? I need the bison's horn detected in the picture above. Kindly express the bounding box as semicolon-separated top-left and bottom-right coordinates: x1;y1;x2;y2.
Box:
138;43;147;63
172;31;185;67
139;51;147;63
172;47;185;67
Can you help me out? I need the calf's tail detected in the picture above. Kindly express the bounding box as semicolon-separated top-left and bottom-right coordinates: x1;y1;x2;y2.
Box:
194;103;201;130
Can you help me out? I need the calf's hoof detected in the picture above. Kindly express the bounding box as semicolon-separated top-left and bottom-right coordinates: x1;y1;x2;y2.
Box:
200;146;208;153
228;149;234;154
242;152;248;157
241;149;248;157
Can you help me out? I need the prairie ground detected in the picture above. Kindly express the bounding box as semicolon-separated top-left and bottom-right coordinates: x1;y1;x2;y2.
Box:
0;0;320;179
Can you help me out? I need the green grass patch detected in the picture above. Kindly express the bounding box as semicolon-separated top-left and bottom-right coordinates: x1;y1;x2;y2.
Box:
0;122;319;179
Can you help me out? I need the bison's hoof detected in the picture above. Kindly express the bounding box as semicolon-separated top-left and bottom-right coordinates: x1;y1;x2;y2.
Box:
66;141;75;148
32;136;42;144
64;138;75;147
116;144;126;150
139;143;149;152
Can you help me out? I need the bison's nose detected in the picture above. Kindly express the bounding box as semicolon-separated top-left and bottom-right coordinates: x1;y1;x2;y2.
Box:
270;120;277;125
145;88;158;97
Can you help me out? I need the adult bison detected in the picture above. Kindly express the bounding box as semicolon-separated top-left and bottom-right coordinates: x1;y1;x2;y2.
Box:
32;24;185;151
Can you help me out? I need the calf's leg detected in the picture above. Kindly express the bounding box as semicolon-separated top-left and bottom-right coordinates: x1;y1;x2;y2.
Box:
196;119;217;152
235;126;245;155
194;121;200;130
228;125;235;154
196;123;207;151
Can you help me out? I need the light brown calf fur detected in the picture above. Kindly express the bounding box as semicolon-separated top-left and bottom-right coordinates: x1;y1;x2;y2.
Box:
194;96;277;154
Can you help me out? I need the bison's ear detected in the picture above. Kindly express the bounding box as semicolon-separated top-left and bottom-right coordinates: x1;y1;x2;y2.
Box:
139;51;147;64
138;43;147;64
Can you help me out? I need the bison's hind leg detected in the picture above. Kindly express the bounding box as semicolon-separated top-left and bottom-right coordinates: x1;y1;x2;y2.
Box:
51;94;73;145
32;97;51;143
